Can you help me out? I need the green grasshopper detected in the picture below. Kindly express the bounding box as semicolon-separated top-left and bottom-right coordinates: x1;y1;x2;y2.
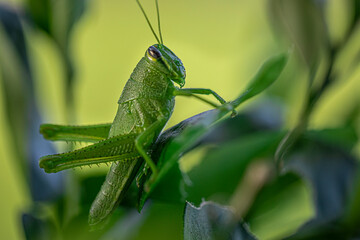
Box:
39;0;232;226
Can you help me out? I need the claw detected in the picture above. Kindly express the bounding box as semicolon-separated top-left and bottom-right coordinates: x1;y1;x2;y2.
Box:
220;102;237;117
231;109;237;118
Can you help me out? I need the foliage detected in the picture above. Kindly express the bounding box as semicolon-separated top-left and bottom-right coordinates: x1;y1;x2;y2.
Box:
0;0;359;239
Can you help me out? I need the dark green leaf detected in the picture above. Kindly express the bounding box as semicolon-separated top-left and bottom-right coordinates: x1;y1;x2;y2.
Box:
131;202;184;240
26;0;52;34
349;0;360;35
343;168;360;233
305;126;358;152
22;205;59;240
184;201;257;240
22;213;54;240
0;5;32;175
285;139;358;221
283;219;353;240
283;133;359;239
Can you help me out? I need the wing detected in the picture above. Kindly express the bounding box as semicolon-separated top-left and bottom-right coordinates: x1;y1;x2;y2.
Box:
109;99;161;136
40;123;112;142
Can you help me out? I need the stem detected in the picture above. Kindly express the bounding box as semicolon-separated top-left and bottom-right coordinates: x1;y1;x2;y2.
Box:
275;18;357;165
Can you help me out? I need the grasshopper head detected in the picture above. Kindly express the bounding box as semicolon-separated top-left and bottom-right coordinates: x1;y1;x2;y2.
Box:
145;44;186;88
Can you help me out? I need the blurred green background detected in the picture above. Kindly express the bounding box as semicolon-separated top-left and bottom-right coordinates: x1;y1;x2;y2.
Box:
0;0;359;239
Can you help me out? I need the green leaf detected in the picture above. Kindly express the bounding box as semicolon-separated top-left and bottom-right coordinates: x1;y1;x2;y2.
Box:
231;53;288;108
245;173;304;221
184;201;257;240
245;173;312;239
186;131;284;205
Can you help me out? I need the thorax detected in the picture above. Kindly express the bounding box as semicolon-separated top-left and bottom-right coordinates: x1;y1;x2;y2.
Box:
109;58;175;136
118;58;174;105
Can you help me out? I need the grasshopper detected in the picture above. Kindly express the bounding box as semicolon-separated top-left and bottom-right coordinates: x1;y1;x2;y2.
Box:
39;0;232;226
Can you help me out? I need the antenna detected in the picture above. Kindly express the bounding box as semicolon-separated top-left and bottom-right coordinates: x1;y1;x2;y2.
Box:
135;0;161;45
155;0;163;44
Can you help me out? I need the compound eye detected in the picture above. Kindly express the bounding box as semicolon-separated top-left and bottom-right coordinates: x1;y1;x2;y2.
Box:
147;46;162;61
